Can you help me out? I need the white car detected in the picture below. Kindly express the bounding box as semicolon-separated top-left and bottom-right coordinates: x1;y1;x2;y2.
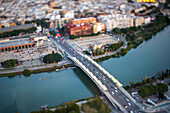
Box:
112;92;114;95
128;102;131;106
126;98;129;101
115;90;117;92
115;87;117;90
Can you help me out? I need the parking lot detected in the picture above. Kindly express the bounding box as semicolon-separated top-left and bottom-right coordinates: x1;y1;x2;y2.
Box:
68;34;118;51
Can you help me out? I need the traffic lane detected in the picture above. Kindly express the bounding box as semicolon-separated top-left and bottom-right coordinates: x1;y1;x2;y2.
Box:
81;59;138;111
53;37;139;111
63;45;138;111
82;60;130;106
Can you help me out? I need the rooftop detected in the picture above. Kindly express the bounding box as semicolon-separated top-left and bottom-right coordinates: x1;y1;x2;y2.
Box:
0;24;34;34
0;36;34;49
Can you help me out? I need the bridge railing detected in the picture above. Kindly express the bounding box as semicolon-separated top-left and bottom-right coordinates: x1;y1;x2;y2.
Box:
79;52;122;87
70;56;107;91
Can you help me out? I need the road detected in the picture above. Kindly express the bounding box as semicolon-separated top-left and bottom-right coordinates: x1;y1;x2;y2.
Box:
51;35;140;112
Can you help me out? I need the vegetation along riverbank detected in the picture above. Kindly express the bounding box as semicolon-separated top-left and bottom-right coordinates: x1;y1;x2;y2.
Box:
94;14;170;62
31;96;110;113
0;63;74;77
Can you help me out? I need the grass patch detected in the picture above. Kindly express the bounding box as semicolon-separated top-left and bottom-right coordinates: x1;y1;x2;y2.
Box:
81;97;110;113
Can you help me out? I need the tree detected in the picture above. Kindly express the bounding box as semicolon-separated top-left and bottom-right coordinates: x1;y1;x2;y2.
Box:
130;81;135;88
113;28;121;34
120;48;127;56
158;92;165;99
157;83;168;93
43;52;62;63
138;86;150;98
135;82;142;86
22;69;31;77
1;59;18;68
142;75;147;84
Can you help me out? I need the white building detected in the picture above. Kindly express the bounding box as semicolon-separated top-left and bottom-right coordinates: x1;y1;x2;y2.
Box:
63;10;74;18
144;17;151;24
97;14;134;31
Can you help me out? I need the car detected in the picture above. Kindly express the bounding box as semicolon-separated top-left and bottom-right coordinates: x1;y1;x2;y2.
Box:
73;52;75;54
128;103;131;106
71;49;73;50
103;76;105;78
112;92;114;95
130;111;134;113
126;98;129;102
93;69;95;71
115;90;117;92
111;86;113;88
115;87;117;90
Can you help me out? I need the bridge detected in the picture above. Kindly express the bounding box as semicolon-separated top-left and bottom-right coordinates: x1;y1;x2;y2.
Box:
51;37;140;113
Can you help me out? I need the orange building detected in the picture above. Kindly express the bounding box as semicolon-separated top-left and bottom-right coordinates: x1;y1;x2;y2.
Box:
64;23;91;36
0;37;35;52
93;22;105;33
71;17;96;25
49;1;55;6
9;22;16;27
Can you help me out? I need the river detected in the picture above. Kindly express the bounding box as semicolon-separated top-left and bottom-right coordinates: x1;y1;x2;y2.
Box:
0;25;169;113
98;25;170;85
0;69;101;113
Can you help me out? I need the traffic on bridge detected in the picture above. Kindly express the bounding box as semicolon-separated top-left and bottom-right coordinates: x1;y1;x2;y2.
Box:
50;32;140;113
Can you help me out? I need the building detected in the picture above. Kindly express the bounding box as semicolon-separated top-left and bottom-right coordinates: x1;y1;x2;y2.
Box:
64;23;91;36
91;43;104;50
53;18;73;29
93;22;105;33
62;11;74;18
0;37;34;52
0;34;47;52
98;14;134;31
134;6;147;13
134;16;144;27
144;17;151;24
71;17;96;25
0;23;35;34
159;0;166;3
32;35;47;46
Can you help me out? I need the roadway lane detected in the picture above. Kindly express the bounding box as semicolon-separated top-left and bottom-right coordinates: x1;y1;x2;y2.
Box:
51;36;139;112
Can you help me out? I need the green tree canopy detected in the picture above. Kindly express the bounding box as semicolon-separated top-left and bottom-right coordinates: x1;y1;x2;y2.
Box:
22;69;31;77
43;52;62;63
157;83;168;93
1;59;18;68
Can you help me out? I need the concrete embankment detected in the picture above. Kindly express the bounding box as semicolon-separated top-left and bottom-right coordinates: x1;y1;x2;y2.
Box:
0;61;74;77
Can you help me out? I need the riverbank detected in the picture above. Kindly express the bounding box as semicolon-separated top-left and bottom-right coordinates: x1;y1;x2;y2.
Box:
31;96;111;113
0;62;74;77
93;15;170;62
124;69;170;90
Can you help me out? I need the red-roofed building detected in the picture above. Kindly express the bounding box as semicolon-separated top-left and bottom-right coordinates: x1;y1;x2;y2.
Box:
64;23;91;36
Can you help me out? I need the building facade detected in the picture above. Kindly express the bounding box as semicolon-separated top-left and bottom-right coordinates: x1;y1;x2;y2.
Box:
93;22;105;33
64;23;91;36
71;17;96;25
98;14;134;31
134;16;144;27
